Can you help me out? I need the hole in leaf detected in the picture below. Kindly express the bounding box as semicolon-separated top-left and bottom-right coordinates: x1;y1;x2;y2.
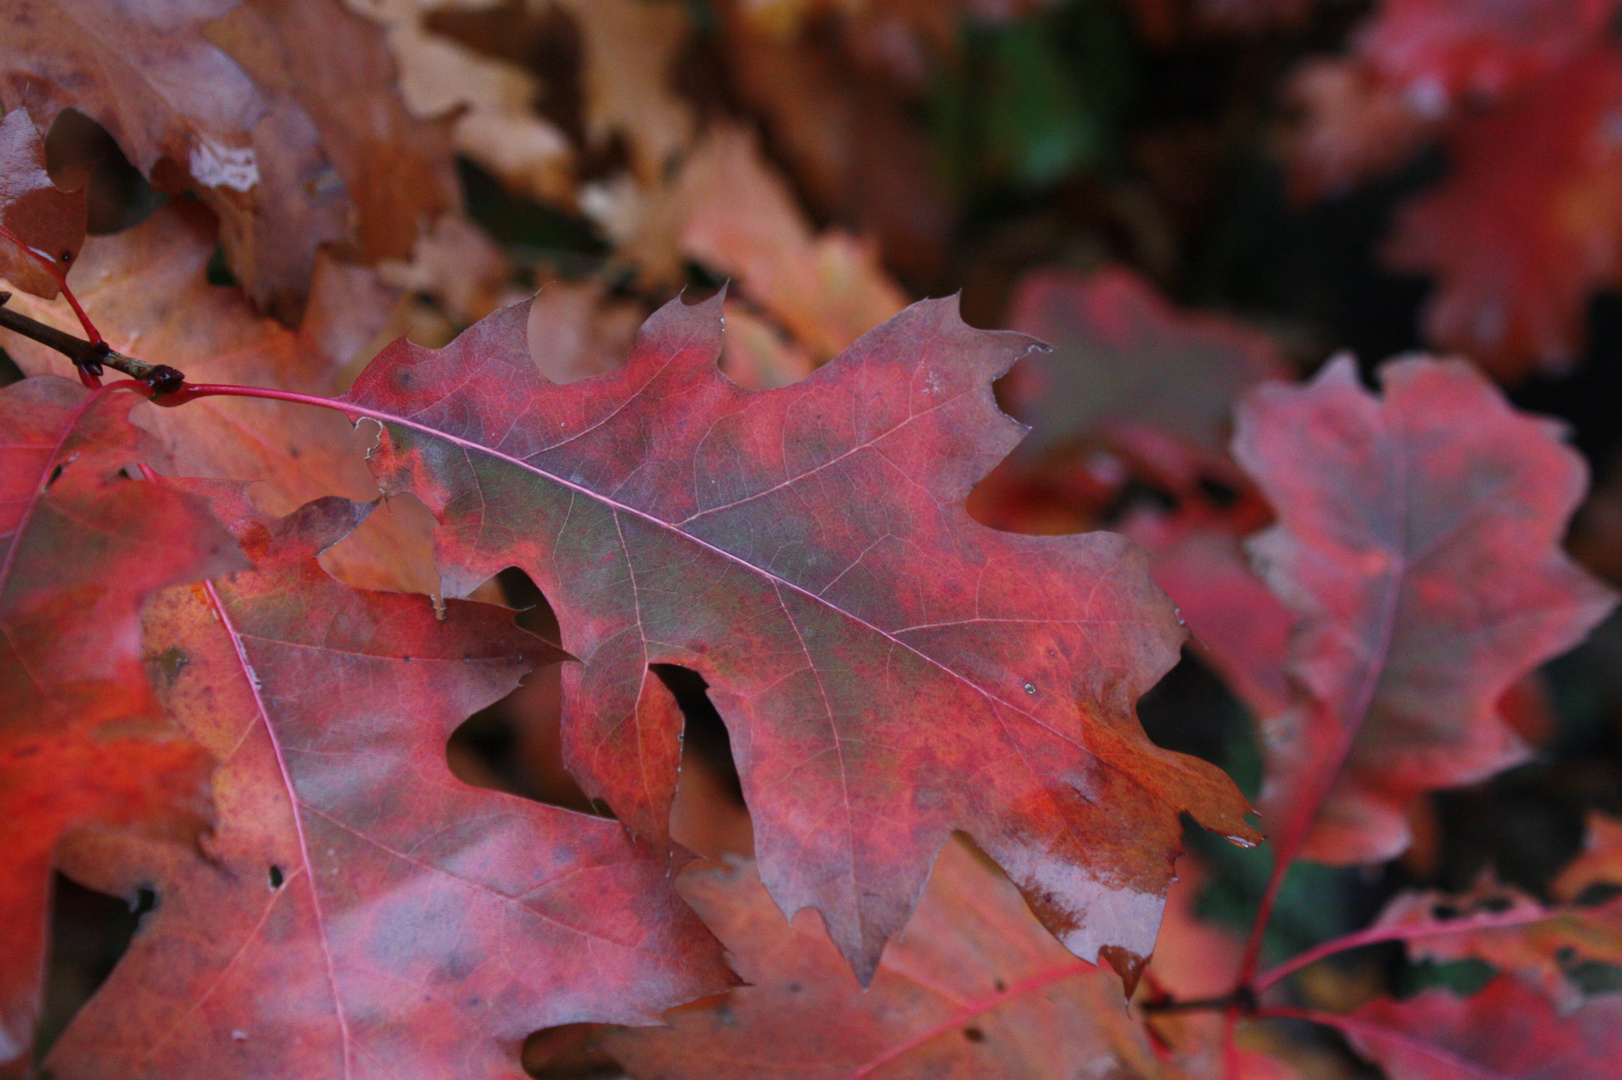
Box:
46;463;65;489
660;663;752;860
44;109;160;234
962;1026;986;1043
522;1022;621;1078
37;875;148;1060
205;243;237;288
447;569;594;812
268;865;284;890
1399;958;1496;998
153;646;188;687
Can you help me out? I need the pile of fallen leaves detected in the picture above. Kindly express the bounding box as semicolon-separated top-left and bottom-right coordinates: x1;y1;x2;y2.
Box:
4;2;1622;1078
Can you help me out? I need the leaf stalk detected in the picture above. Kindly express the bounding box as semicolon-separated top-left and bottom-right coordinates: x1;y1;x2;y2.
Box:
0;292;186;396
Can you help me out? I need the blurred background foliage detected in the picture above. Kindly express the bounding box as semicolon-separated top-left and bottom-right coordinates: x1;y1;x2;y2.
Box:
9;0;1622;1072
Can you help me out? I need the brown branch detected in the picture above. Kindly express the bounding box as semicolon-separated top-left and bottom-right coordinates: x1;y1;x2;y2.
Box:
1138;986;1256;1016
0;291;185;394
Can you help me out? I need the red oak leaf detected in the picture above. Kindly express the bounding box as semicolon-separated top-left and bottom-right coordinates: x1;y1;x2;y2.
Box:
1285;0;1616;203
1338;975;1622;1079
0;108;86;299
1284;58;1438;202
1004;266;1286;472
0;377;243;1062
601;836;1176;1080
1358;0;1614;105
1554;811;1622;899
1374;875;1622;1010
1384;48;1622;377
1232;356;1615;867
317;292;1258;985
39;488;731;1080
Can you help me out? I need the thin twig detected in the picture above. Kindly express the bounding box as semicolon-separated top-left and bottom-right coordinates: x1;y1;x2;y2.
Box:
0;292;185;395
1138;986;1256;1016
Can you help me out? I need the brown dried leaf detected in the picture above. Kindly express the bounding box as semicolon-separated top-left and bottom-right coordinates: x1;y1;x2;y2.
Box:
603;837;1175;1080
2;201;435;595
593;125;906;359
556;0;696;185
0;0;457;318
0;109;86;299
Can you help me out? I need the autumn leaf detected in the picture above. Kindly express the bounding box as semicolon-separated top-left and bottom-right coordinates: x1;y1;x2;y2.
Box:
2;201;437;595
556;0;695;187
1383;48;1622;376
1003;265;1286;483
1284;58;1437;202
204;0;458;268
713;1;953;278
1373;875;1622;1010
1337;975;1622;1080
0;0;457;318
37;488;731;1079
1554;810;1622;899
1233;356;1616;867
1359;0;1611;105
284;290;1263;986
0;378;243;1063
591;124;906;359
601;836;1174;1080
664;126;905;360
1284;0;1615;203
0;108;85;300
1279;1;1622;372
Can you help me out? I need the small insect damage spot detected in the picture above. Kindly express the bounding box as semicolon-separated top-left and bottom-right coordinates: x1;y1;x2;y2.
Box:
154;646;189;686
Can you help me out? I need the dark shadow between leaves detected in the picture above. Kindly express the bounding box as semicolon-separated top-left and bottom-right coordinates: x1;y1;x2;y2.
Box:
34;874;151;1065
446;567;597;813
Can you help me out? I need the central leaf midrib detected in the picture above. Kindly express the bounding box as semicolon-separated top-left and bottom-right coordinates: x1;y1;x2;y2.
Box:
353;399;1076;751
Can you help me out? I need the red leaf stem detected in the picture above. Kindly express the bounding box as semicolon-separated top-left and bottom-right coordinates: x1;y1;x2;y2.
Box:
841;959;1096;1080
0;221;101;347
1252;1006;1506;1080
1252;902;1577;994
